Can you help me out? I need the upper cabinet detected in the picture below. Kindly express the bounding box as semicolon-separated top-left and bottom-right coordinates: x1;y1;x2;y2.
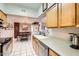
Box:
44;3;79;28
59;3;76;27
48;3;55;8
45;4;58;28
76;4;79;27
0;10;7;20
48;48;59;56
0;10;7;24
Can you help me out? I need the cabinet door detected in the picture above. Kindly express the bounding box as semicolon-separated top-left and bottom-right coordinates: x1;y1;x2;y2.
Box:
32;36;39;55
2;14;7;23
32;36;35;49
38;41;48;56
35;40;39;55
0;10;7;25
48;49;58;56
46;4;58;28
0;10;7;20
76;4;79;27
59;3;75;27
0;11;2;19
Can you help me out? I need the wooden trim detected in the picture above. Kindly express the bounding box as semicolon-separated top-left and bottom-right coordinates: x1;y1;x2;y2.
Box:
47;26;58;28
59;25;76;28
57;3;59;28
75;3;77;26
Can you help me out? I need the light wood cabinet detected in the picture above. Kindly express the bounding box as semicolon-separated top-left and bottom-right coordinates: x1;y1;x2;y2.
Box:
32;36;39;55
0;10;7;26
0;10;7;21
44;3;79;28
46;4;58;28
32;36;48;56
59;3;75;27
48;48;59;56
76;4;79;27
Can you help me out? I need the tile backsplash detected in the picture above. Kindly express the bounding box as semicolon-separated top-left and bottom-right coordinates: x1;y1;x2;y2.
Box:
47;27;79;40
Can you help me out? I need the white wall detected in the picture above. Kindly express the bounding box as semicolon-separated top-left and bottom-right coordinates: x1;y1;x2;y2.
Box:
47;27;79;41
0;4;4;11
0;14;39;38
37;5;43;17
0;29;13;37
7;15;39;40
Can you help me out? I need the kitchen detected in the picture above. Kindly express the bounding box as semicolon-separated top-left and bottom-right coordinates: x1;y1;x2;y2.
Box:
0;3;79;56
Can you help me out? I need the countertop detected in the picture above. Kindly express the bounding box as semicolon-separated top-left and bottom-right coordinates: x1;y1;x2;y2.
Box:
0;37;12;44
0;37;12;56
34;35;79;56
0;43;1;45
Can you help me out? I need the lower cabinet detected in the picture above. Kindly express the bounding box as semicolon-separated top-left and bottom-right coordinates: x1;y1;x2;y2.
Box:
38;41;48;56
32;36;48;56
3;39;13;56
32;36;59;56
48;48;59;56
32;36;39;55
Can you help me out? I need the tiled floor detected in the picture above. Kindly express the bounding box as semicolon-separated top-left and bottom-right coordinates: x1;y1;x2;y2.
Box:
9;39;36;56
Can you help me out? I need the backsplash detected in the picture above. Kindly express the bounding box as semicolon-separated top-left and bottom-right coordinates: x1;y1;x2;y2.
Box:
47;27;79;40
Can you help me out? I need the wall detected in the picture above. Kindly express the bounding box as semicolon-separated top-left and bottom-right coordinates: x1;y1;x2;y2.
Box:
6;14;38;41
0;4;4;11
37;5;43;17
0;14;35;41
0;29;13;37
47;27;79;40
7;14;32;23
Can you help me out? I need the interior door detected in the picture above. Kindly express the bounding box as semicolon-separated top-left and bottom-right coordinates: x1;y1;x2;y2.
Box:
14;22;19;38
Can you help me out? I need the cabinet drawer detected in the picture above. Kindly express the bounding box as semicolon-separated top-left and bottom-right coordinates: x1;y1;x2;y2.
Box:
48;49;59;56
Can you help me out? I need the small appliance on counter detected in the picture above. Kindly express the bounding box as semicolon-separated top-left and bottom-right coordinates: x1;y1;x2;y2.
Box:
32;22;40;35
69;33;79;49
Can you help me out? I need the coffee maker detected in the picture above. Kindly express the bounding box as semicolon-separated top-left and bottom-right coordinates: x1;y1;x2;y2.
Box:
69;33;79;49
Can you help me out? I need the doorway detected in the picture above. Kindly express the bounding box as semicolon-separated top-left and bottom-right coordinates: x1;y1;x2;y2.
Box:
14;22;20;38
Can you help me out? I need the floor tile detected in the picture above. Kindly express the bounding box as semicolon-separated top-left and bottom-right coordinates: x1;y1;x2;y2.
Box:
8;39;36;56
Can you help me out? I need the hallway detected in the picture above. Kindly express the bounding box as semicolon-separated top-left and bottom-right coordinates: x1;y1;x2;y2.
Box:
9;39;36;56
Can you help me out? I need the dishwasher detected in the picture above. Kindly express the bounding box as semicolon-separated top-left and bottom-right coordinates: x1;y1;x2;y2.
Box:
38;41;48;56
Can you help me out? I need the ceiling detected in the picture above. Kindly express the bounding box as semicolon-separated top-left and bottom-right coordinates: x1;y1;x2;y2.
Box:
4;3;42;11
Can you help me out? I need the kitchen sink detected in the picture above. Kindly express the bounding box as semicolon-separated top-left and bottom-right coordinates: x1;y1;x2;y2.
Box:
34;35;48;39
